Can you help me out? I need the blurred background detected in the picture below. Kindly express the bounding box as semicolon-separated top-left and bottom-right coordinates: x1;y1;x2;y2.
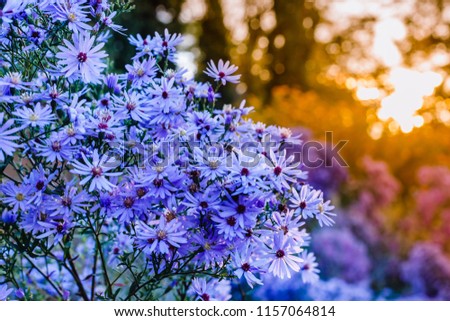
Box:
111;0;450;300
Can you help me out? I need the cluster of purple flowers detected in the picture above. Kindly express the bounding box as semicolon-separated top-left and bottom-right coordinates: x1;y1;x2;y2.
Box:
401;242;450;300
0;0;335;300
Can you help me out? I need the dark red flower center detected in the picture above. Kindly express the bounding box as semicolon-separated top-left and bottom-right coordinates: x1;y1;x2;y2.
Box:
136;187;147;198
123;197;135;208
162;91;168;99
56;223;64;233
201;293;210;301
200;201;208;208
300;201;306;209
51;141;61;152
91;167;103;177
77;52;87;63
218;71;225;78
153;178;163;187
126;102;136;111
226;216;237;226
49;92;59;99
98;122;108;129
274;166;282;176
241;263;251;272
61;196;72;207
236;204;246;214
240;168;250;176
276;249;285;258
36;180;45;191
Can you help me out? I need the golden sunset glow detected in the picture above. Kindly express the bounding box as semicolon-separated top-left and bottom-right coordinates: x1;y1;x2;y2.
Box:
378;68;443;133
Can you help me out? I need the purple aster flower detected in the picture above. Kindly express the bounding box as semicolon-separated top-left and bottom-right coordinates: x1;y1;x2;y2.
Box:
263;231;303;279
86;109;124;139
60;125;85;145
13;102;55;128
189;233;227;268
152;29;183;61
290;184;323;219
89;0;110;14
0;284;13;301
1;208;17;224
0;0;27;23
112;186;145;224
204;59;241;85
129;33;152;49
315;198;336;227
190;278;231;301
125;58;157;87
36;132;74;163
42;84;69;105
0;72;30;90
229;154;266;194
56;32;107;84
211;214;245;240
51;1;92;33
0;112;21;162
70;149;122;192
299;251;320;284
135;218;187;255
219;195;259;229
19;207;51;235
37;219;75;245
0;182;32;213
112;90;151;122
147;77;183;114
24;165;57;205
233;249;264;288
195;149;229;181
191;278;211;301
267;209;305;245
91;192;114;217
98;11;126;34
132;163;179;199
266;150;307;192
46;185;90;217
26;25;46;46
108;233;133;265
183;189;221;216
188;111;217;136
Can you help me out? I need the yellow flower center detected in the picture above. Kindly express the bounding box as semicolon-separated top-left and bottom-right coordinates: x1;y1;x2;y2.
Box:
157;230;167;240
136;68;145;77
209;160;219;169
15;193;25;201
68;13;77;22
317;203;324;213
